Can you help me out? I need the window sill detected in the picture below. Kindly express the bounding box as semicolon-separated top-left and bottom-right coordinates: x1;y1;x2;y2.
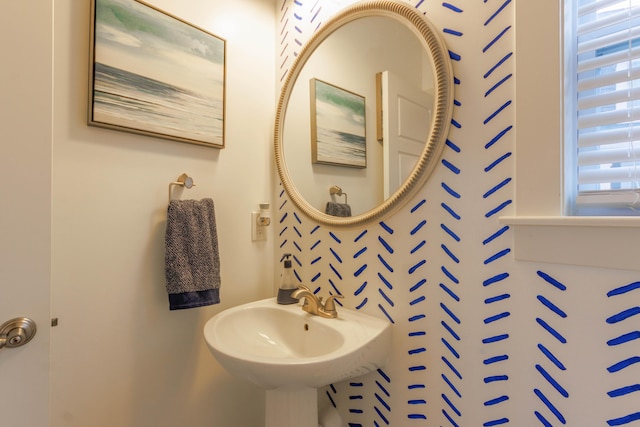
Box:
500;216;640;271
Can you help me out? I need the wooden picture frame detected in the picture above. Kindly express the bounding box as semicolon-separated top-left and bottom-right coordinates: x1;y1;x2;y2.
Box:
88;0;226;148
310;78;366;168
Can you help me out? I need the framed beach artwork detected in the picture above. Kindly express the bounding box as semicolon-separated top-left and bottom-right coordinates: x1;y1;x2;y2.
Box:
88;0;226;148
310;78;367;168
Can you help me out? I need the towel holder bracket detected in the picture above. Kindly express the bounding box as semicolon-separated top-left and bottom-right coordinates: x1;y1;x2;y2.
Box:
169;173;196;203
329;185;348;204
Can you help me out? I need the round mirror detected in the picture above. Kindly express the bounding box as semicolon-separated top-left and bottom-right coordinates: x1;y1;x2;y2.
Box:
275;0;453;227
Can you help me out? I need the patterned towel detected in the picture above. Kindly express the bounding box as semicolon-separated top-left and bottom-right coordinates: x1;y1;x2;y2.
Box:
165;198;221;310
325;201;352;217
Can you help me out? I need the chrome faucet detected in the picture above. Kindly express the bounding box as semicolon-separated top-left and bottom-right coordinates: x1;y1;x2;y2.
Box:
290;285;344;318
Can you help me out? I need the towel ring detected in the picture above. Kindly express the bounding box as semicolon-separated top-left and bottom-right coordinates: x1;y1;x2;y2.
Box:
169;173;196;203
329;185;348;204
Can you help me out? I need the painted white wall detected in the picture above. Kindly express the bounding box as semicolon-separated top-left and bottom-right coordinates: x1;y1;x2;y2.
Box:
0;2;52;426
50;0;276;426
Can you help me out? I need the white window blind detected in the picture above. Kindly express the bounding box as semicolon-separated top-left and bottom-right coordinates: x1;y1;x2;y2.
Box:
569;0;640;213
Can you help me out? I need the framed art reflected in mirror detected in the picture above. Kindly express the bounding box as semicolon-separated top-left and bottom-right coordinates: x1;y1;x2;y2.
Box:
310;78;367;168
88;0;226;148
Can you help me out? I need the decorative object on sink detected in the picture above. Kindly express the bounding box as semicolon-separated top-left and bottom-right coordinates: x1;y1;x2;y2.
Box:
276;253;298;304
88;0;226;148
274;0;454;226
203;297;391;427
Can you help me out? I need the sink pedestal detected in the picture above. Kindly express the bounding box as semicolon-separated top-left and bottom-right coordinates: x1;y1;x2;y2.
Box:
204;298;392;426
265;387;317;427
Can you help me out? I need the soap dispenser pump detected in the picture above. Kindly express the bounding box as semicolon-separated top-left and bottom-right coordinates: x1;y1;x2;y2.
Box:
277;253;298;305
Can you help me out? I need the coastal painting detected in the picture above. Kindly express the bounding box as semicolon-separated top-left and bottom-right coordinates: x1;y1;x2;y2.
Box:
88;0;226;147
310;79;366;168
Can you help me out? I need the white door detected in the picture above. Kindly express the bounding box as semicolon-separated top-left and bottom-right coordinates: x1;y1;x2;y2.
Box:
0;2;53;426
379;70;433;198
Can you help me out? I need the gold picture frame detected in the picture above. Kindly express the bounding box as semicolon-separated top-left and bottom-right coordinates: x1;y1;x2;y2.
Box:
310;78;367;168
88;0;226;148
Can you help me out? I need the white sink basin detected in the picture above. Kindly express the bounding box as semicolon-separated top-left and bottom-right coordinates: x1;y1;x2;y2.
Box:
203;297;392;390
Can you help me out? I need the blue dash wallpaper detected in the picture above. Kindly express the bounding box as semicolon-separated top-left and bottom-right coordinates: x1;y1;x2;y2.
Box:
276;0;640;425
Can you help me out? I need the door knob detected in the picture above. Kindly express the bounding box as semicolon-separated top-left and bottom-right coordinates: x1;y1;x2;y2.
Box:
0;317;36;349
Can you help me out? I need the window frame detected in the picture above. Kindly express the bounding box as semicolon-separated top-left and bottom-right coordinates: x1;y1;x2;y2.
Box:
501;0;640;271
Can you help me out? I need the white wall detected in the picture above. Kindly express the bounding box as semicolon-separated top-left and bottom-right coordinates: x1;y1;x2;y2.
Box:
0;2;52;426
50;1;276;426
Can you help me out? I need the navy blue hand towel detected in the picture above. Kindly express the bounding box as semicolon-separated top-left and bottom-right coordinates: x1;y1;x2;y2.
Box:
165;198;221;310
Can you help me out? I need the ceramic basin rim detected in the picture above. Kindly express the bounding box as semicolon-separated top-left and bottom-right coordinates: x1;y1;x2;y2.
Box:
211;305;345;359
203;297;390;365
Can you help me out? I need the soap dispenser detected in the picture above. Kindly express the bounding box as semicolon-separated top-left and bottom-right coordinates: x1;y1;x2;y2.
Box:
277;253;298;304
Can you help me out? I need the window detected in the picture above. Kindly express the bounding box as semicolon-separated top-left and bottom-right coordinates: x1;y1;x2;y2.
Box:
566;0;640;215
504;2;640;271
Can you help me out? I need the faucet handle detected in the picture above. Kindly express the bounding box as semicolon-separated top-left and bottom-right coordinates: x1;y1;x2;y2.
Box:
294;285;313;309
322;295;344;315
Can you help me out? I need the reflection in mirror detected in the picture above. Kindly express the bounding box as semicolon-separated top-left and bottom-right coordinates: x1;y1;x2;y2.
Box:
284;15;434;216
275;0;453;227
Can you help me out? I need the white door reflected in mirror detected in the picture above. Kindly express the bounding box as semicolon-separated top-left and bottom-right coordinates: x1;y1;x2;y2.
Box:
379;70;433;199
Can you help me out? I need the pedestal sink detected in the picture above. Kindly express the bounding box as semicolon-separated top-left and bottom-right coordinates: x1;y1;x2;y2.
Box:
203;297;392;427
